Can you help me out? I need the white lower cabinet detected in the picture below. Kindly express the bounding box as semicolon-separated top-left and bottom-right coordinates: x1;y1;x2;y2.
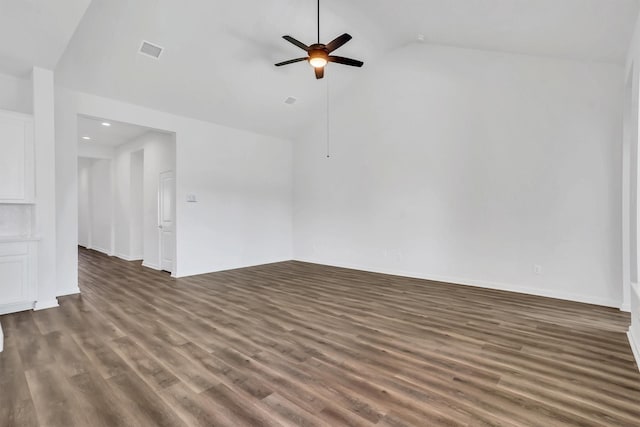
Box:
0;240;37;315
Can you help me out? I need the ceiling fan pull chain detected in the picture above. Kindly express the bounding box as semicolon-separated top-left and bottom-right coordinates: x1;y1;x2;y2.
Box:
317;0;321;43
326;79;331;158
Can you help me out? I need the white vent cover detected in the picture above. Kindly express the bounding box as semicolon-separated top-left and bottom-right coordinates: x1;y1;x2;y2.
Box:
139;41;163;59
284;96;297;105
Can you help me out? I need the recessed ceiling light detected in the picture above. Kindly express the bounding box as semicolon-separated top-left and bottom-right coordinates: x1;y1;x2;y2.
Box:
101;122;111;127
82;136;91;140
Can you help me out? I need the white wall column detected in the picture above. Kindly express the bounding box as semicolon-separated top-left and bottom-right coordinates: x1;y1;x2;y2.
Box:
32;67;58;311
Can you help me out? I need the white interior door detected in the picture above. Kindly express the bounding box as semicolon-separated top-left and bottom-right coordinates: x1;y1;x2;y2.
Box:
159;171;175;273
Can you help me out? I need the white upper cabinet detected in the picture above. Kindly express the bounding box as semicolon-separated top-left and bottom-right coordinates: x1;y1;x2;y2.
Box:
0;111;34;203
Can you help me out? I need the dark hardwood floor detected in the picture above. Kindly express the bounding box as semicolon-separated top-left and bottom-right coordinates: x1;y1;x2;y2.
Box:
1;247;640;426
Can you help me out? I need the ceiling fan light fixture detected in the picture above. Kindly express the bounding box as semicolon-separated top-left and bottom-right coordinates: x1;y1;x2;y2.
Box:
308;49;328;68
309;56;327;68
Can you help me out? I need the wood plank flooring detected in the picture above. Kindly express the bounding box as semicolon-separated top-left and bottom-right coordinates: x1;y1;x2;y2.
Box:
1;247;640;426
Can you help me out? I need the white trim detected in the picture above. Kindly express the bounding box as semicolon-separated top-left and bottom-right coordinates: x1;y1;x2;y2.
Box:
294;257;623;309
57;287;81;297
91;246;113;256
173;258;291;278
115;253;143;262
621;303;632;313
0;321;3;352
33;299;59;311
627;330;640;374
0;301;34;315
142;261;161;271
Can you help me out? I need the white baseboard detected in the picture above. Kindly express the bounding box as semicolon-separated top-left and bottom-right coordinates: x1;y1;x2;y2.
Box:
294;257;622;309
91;246;113;256
173;257;291;278
0;301;34;315
57;287;81;297
34;299;59;311
142;261;161;271
628;330;640;373
115;253;143;262
621;303;631;313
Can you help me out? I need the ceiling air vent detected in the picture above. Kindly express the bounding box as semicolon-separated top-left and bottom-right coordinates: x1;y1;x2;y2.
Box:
284;96;297;105
139;41;163;59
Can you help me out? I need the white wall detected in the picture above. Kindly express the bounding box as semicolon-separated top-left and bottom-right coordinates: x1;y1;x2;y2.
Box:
33;67;60;309
130;149;144;260
624;11;640;367
113;142;131;259
77;157;92;247
78;141;114;159
113;131;175;267
87;158;113;255
294;44;624;308
56;87;293;293
0;72;32;114
77;156;113;255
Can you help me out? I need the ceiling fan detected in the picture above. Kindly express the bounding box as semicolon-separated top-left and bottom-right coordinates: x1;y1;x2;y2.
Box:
275;0;364;79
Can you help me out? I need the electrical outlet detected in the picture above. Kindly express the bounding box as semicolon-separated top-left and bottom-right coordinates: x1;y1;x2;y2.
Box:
533;264;543;275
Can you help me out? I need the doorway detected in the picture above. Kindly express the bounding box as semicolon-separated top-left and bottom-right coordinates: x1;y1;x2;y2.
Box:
76;115;176;274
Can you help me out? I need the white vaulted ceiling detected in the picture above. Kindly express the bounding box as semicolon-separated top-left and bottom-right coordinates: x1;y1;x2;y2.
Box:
350;0;640;63
54;0;383;140
0;0;92;76
47;0;640;139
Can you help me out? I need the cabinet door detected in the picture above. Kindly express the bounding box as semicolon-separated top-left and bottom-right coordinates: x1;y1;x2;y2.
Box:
0;254;29;304
0;242;35;314
0;113;34;203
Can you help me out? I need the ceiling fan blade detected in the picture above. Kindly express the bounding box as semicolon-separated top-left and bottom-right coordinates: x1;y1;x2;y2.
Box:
328;56;364;67
282;35;309;51
325;33;352;53
275;57;308;67
315;66;325;79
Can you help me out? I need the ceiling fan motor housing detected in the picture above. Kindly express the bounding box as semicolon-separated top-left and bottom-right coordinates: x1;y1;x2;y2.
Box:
308;45;329;67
